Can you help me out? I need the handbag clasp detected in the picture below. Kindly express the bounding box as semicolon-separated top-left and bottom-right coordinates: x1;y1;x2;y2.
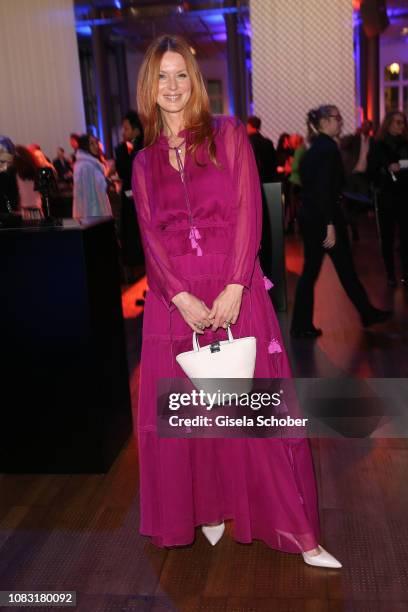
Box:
210;341;220;353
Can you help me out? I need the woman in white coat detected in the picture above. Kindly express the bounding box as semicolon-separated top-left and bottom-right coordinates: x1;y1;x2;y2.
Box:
73;134;112;218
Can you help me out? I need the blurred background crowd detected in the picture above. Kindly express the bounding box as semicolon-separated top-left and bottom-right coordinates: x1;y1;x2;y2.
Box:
1;104;408;291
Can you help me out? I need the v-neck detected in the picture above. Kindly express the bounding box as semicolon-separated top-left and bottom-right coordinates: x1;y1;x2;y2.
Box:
158;129;189;173
168;142;187;174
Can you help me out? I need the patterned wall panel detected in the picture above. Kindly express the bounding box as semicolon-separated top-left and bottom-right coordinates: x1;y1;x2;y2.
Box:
0;0;86;157
250;0;356;144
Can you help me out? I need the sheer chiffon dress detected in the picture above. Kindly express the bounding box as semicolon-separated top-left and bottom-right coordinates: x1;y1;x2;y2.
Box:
131;117;320;552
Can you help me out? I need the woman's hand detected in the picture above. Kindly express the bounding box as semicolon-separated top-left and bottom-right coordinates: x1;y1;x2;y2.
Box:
208;284;244;331
323;224;336;249
171;291;212;334
389;162;401;173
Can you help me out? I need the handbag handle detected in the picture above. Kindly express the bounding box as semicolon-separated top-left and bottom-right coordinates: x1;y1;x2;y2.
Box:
193;325;234;352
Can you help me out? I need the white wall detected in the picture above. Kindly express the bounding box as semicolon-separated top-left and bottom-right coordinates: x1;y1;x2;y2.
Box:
0;0;85;159
250;0;356;144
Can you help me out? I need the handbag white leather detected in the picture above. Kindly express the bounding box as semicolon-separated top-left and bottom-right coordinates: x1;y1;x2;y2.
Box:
176;326;257;400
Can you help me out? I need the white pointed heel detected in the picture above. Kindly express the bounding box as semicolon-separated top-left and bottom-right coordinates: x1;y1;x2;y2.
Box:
302;545;342;568
201;522;225;546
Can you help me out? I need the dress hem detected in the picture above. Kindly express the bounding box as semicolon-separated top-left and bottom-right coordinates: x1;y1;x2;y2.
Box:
140;519;320;554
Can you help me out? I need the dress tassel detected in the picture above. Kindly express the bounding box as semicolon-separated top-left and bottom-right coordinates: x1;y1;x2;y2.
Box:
189;226;203;256
268;338;282;353
263;275;274;290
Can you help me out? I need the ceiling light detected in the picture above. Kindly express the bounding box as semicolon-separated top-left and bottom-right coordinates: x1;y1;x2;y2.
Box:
389;62;400;75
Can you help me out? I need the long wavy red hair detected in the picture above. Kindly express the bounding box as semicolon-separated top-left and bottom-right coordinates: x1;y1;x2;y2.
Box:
137;34;217;164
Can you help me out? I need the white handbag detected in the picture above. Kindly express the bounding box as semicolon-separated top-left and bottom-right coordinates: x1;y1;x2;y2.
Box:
176;326;257;400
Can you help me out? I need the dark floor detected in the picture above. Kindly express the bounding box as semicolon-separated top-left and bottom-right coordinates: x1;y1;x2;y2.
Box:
283;212;408;379
0;213;407;611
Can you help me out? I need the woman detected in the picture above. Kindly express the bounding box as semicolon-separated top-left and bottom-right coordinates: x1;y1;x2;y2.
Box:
276;132;294;175
291;105;391;337
28;144;57;177
14;146;43;219
367;111;408;287
0;136;19;214
72;134;112;218
132;35;341;568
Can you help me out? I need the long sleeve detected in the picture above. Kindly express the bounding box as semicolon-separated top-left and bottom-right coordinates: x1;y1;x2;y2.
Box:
132;152;190;309
222;119;262;288
73;164;88;217
73;160;111;217
94;168;111;216
314;147;338;225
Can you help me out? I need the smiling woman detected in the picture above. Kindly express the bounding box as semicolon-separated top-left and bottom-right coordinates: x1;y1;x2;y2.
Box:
131;34;342;568
157;52;191;114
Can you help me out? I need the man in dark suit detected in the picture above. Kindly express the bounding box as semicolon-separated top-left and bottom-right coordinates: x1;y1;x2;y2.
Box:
246;116;278;283
115;110;145;280
246;116;277;183
53;147;72;182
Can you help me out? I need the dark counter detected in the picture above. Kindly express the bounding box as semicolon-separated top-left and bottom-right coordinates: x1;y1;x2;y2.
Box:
0;218;132;473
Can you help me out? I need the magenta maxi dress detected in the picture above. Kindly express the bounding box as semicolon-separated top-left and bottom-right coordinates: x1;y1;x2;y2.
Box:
131;117;320;551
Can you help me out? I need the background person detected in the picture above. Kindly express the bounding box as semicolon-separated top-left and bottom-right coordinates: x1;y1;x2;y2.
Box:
367;111;408;287
72;134;112;218
14;146;43;219
28;144;57;177
340;120;374;242
0;136;19;214
286;134;306;233
276;132;293;176
69;133;80;165
246;115;278;279
53;147;73;183
276;132;295;233
115;110;145;281
246;115;277;183
291;105;391;337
